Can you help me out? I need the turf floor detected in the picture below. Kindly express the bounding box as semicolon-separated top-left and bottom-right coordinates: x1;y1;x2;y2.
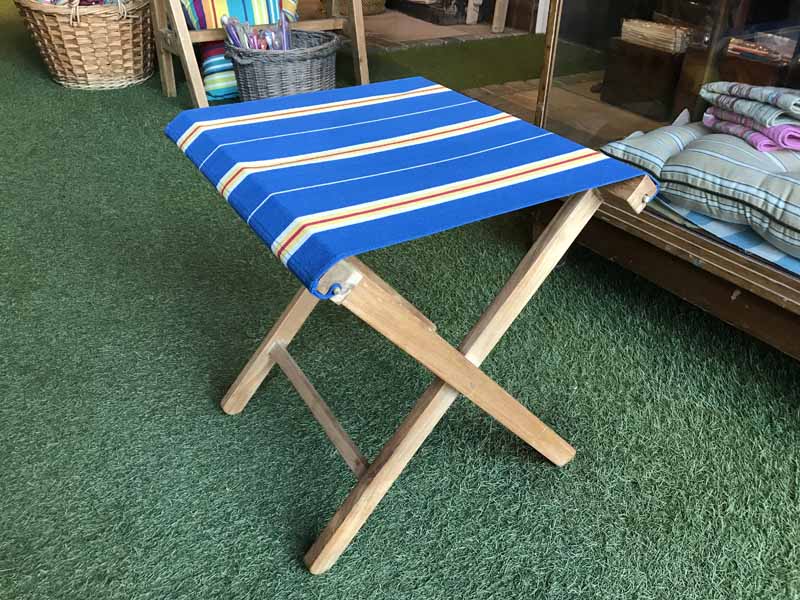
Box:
1;4;800;599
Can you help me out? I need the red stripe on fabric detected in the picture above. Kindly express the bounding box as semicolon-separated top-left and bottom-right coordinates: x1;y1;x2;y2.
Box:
178;87;442;149
205;46;227;57
210;0;218;28
219;114;510;196
276;151;600;259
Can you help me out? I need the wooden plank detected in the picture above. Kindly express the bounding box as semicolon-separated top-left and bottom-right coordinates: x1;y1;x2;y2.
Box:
348;258;436;332
305;187;617;574
465;0;481;25
533;0;563;126
340;269;576;465
151;0;177;96
460;189;604;363
594;204;800;315
305;378;458;575
595;175;657;215
271;344;368;477
221;288;319;415
491;0;509;33
534;0;549;33
533;206;800;362
187;18;347;43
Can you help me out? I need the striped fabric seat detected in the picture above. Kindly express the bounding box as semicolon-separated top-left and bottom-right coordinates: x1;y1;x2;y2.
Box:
166;77;646;297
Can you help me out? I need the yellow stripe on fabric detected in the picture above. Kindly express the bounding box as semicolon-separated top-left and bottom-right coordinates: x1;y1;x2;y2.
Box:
252;0;267;25
210;0;228;27
200;0;214;25
216;113;517;197
283;0;298;19
272;150;607;263
176;84;448;150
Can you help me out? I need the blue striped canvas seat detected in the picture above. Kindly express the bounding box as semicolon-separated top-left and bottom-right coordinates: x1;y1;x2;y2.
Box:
166;77;646;297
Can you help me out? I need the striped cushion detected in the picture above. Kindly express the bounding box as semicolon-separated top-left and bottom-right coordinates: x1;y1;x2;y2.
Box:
166;77;646;297
656;197;800;275
603;127;800;258
200;43;238;101
602;123;709;179
661;134;800;258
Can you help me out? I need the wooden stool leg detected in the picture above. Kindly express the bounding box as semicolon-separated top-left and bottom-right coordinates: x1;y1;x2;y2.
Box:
346;0;369;84
221;288;319;415
306;378;458;573
341;273;576;465
151;0;177;97
305;188;620;574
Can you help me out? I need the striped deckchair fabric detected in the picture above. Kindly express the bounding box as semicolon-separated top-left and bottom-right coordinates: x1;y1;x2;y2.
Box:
180;0;297;29
165;77;647;297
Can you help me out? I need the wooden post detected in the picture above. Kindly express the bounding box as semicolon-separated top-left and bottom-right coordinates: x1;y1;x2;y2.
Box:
491;0;509;33
465;0;481;25
152;0;177;97
533;0;564;127
346;0;370;84
164;0;209;108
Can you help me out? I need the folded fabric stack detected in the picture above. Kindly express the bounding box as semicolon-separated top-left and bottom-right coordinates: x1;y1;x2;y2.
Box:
602;123;800;265
700;81;800;152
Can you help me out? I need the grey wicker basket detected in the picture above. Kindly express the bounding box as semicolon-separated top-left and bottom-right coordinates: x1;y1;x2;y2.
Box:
226;30;339;102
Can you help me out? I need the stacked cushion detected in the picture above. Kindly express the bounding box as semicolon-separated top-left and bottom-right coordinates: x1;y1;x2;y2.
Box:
603;124;800;258
199;42;238;101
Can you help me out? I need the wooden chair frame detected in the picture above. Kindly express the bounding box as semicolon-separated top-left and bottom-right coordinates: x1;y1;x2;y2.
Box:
220;175;656;574
151;0;370;108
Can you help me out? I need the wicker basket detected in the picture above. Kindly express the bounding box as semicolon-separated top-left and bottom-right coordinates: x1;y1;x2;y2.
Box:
14;0;155;90
226;30;339;102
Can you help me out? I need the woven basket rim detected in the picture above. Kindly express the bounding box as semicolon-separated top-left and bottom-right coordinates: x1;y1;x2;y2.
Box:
226;30;339;64
14;0;150;15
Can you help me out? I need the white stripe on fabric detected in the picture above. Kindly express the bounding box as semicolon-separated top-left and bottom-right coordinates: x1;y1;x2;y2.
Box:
177;83;449;150
682;148;800;186
273;150;607;263
197;100;478;170
244;132;554;223
217;113;518;197
700;138;787;171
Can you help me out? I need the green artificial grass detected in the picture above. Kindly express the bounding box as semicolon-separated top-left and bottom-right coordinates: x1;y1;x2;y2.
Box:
337;35;605;90
1;5;800;600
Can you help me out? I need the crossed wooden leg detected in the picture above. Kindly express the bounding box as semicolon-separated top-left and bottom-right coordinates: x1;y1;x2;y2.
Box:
220;177;656;574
